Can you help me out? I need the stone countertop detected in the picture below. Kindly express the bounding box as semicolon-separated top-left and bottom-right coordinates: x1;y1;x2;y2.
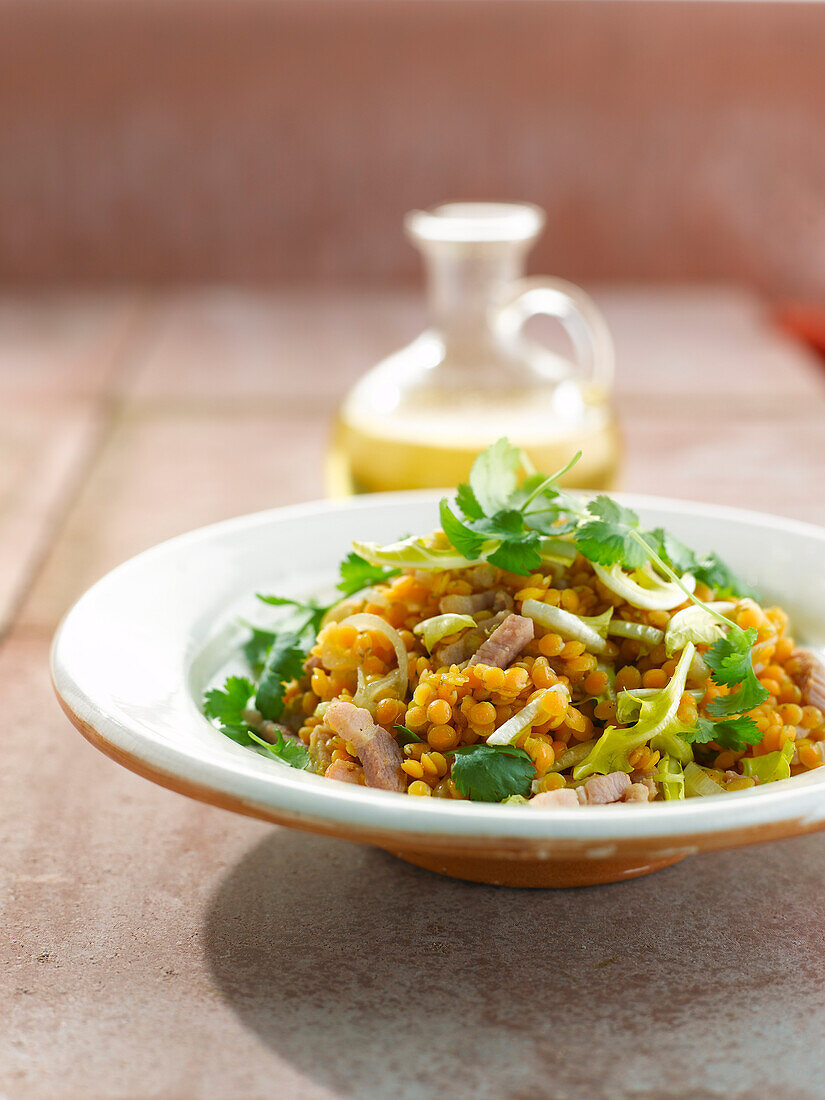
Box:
3;285;825;1099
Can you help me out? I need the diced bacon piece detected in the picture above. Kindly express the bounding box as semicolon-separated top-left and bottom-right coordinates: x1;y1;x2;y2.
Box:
435;611;509;667
793;650;825;712
630;771;658;796
468;614;534;668
529;788;581;809
578;771;632;805
622;782;652;803
439;591;496;615
439;590;513;616
325;700;405;792
324;759;363;785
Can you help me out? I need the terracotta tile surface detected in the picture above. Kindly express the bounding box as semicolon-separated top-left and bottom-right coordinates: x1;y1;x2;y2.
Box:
0;294;143;634
4;287;825;1098
18;405;328;632
124;285;825;405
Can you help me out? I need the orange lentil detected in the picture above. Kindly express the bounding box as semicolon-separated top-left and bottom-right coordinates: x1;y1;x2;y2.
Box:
779;703;804;727
714;750;737;770
594;700;617;723
565;654;597;676
560;640;586;659
426;698;452;726
532;659;558;689
376;698;403;726
536;772;566;793
615;666;642;692
469;701;497;726
428;724;460;751
538;633;565;658
405;705;427;729
565;706;587;734
582;669;609;696
802;706;824;730
407;780;432;796
798;743;823;769
642;669;667;690
560;589;580;612
503;667;529;693
481;666;506;691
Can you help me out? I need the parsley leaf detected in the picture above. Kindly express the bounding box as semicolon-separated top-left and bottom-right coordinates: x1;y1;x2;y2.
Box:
248;728;310;769
255;631;309;721
705;626;769;716
243;627;277;676
203;675;256;743
395;723;423;746
468;437;522;516
575;496;648;569
439;499;487;558
449;744;535;802
203;675;255;722
456;481;484;520
486;533;542;574
648;527;698;574
692;552;757;600
685;715;762;751
337;552;400;597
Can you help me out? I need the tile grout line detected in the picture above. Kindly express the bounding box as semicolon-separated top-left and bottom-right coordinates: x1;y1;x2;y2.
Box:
0;290;163;646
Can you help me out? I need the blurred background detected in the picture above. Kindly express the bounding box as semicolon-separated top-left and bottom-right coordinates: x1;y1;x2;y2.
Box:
3;0;825;630
3;0;825;293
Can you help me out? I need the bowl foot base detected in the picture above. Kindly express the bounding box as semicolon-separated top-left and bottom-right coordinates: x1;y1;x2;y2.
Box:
388;848;687;888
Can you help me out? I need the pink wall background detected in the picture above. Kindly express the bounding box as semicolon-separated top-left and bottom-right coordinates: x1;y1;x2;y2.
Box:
2;0;824;294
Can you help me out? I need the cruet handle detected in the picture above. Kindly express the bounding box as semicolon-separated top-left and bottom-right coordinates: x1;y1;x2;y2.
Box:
494;277;615;390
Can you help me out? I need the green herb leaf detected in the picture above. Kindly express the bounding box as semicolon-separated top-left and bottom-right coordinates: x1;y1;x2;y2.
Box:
705;626;769;717
449;744;535;802
575;496;648;569
204;675;255;727
486;533;543;575
468;437;522;517
395;723;424;746
243;628;277;676
648;527;698;575
337;552;400;597
692;552;758;600
456;482;484;520
255;632;309;721
203;675;257;743
248;728;310;769
439;499;487;559
686;715;762;751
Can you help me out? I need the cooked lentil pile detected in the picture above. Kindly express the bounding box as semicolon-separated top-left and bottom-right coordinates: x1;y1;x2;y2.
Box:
204;441;825;806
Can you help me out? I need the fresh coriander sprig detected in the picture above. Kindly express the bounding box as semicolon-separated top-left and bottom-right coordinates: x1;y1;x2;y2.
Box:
623;529;769;717
685;715;762;752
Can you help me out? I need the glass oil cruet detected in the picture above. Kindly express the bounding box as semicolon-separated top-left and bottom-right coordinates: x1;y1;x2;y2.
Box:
326;202;621;494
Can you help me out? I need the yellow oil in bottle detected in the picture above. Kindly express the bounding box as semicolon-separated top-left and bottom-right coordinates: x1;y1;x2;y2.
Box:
326;386;621;495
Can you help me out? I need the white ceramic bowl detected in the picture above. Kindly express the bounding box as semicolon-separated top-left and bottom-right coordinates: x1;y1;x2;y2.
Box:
52;492;825;888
